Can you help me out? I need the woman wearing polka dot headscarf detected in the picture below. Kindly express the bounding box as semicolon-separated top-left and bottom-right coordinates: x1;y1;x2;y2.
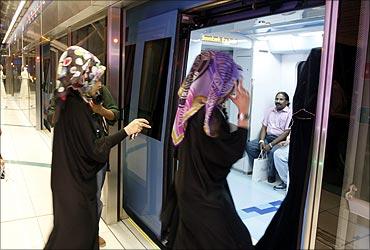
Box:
45;46;150;249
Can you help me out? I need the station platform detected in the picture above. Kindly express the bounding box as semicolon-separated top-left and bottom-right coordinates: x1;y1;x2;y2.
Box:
0;96;159;249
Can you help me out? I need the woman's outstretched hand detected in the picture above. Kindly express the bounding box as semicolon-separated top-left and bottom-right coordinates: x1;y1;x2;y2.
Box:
124;118;151;139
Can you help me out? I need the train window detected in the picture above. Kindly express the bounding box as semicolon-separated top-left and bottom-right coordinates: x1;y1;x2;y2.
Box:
138;37;171;140
123;44;136;126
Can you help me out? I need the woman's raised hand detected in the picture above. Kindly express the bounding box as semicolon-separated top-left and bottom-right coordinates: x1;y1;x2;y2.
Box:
123;118;151;139
229;80;250;114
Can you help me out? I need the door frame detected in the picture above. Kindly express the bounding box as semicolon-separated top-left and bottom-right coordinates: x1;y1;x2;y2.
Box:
300;0;340;248
171;0;330;247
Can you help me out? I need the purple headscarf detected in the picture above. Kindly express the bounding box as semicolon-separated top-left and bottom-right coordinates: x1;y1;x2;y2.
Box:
172;50;242;146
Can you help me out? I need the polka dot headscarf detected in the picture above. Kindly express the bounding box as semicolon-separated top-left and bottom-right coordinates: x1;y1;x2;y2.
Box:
56;46;106;101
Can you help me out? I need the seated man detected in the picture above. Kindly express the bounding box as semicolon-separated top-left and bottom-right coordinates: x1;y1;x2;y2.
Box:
246;92;292;183
273;134;290;190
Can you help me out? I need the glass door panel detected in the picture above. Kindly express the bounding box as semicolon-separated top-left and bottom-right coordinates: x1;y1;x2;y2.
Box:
314;1;369;249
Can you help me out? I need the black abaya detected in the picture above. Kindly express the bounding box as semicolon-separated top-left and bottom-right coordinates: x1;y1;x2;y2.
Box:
255;48;321;250
45;90;127;249
162;107;254;249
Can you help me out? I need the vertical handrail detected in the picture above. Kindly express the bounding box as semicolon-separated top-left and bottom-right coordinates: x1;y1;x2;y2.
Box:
300;0;340;249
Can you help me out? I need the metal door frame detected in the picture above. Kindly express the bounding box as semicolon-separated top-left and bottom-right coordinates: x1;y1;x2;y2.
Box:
300;0;340;248
177;1;336;248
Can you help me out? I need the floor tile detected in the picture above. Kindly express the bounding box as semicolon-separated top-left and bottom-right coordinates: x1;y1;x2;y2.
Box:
121;218;160;249
1;165;36;222
21;166;53;216
37;214;53;243
99;230;125;249
0;217;45;249
228;169;285;241
108;222;146;249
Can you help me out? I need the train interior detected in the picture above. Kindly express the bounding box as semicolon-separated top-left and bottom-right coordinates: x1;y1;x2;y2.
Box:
185;6;325;241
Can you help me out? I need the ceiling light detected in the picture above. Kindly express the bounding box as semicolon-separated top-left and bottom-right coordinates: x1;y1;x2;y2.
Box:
2;0;26;44
297;31;323;37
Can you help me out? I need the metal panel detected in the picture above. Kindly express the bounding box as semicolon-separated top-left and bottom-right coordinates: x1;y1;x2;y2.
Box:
103;6;122;225
300;0;340;248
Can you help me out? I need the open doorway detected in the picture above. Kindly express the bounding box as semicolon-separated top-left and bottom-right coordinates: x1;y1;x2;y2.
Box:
185;6;325;243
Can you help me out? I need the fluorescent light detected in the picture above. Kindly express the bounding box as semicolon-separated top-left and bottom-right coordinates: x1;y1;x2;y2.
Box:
255;36;268;41
2;0;26;44
297;31;323;37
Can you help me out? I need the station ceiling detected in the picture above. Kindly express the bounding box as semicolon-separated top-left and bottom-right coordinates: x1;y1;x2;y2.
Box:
0;0;31;48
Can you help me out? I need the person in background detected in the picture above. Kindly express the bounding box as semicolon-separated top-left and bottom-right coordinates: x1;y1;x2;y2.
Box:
47;58;119;248
0;128;5;179
161;50;253;249
44;46;150;249
0;155;4;179
273;132;290;190
19;66;32;100
0;64;7;99
245;92;292;183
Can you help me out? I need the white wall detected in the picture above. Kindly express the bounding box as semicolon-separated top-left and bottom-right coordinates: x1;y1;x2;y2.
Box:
186;39;202;75
228;48;253;126
249;40;282;140
249;47;309;140
234;41;282;173
280;53;309;106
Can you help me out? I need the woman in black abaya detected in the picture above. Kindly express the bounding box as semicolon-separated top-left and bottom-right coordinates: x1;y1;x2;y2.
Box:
44;46;150;249
162;51;253;249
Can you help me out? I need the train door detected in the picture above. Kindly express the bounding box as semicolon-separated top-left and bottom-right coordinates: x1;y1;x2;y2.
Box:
122;10;178;238
182;3;325;243
303;1;370;248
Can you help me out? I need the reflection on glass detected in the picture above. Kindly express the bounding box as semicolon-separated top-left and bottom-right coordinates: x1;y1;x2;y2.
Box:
71;18;107;83
123;44;136;126
40;43;60;131
138;38;171;141
27;52;37;127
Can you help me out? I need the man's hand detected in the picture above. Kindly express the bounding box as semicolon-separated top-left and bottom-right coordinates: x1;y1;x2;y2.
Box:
259;142;265;151
264;143;272;152
88;101;116;121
